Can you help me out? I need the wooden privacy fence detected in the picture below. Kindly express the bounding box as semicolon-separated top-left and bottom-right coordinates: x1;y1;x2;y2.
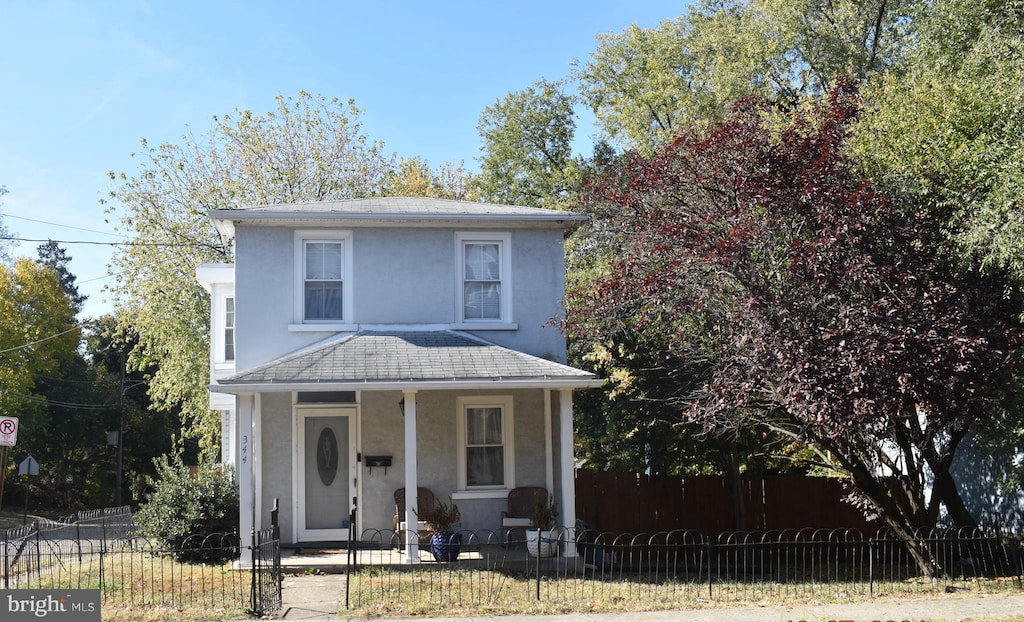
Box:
575;471;877;534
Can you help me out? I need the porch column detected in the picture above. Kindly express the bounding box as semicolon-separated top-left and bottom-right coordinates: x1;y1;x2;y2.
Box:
544;390;554;495
403;390;420;562
237;393;255;568
558;389;577;557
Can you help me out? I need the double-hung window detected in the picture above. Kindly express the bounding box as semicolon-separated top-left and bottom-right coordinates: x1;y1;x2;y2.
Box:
293;231;354;328
223;297;235;361
457;396;514;491
456;232;512;326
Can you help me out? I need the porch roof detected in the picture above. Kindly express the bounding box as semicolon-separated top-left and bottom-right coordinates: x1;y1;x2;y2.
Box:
212;330;603;394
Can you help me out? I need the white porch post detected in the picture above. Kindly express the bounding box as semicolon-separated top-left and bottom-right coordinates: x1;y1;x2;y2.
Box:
403;390;420;562
237;394;255;568
544;390;554;495
558;388;577;557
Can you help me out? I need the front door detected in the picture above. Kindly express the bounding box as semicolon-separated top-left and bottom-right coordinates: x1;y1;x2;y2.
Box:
296;407;357;542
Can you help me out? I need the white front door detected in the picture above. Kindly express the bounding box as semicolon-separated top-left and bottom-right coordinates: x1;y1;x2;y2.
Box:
296;407;357;542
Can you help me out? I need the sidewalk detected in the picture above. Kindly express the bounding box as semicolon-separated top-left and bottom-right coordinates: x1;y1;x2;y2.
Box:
276;571;1024;621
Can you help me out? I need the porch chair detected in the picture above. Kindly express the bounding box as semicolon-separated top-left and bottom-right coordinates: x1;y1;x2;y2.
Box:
501;486;548;544
393;486;437;548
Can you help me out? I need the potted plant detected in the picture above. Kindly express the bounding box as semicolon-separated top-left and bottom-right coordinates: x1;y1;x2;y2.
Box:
526;498;559;557
424;498;462;562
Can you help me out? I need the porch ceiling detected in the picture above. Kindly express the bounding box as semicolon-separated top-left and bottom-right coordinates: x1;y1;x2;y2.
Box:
212;330;602;394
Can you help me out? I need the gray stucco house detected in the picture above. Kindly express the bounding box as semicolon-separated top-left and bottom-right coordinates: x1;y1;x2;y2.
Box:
197;197;601;562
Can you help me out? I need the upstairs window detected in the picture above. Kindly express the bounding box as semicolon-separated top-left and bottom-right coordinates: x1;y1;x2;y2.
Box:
224;297;235;361
294;231;353;326
456;232;511;324
304;241;344;321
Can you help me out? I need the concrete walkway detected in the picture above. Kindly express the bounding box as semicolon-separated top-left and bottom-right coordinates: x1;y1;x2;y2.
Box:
279;573;347;620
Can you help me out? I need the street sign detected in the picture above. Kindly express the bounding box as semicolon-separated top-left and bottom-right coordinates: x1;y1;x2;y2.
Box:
0;416;18;447
19;455;39;476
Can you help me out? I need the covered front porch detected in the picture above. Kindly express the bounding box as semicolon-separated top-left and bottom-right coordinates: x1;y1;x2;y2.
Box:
212;329;602;563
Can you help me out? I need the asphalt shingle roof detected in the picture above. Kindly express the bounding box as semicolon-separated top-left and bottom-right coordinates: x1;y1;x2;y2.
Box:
219;331;597;388
211;197;587;224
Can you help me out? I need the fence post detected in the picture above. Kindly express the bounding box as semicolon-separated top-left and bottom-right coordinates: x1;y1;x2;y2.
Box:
249;526;258;615
706;539;713;601
535;542;541;601
345;508;354;610
34;521;41;583
868;537;875;596
3;527;8;589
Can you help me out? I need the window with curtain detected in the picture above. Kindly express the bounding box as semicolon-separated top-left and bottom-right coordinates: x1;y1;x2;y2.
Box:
465;406;505;487
463;241;501;320
304;241;344;321
223;297;235;361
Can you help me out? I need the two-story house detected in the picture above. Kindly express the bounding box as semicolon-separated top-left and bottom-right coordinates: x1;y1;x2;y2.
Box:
197;197;601;561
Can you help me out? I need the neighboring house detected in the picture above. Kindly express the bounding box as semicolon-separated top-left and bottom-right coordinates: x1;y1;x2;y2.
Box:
197;197;602;562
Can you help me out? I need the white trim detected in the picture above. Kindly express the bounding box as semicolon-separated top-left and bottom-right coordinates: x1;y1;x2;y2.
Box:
293;230;354;325
287;323;359;333
544;390;554;495
558;389;577;557
455;232;513;326
403;390;420;562
451;490;512;501
293;405;359;543
213;377;604;394
253;394;263;535
450;322;519;331
456;395;515;492
237;394;255;568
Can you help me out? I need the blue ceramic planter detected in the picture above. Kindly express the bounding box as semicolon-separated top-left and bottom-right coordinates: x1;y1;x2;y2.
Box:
430;532;462;562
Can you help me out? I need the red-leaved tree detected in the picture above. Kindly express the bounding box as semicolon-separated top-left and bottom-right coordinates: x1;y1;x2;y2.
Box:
568;81;1024;576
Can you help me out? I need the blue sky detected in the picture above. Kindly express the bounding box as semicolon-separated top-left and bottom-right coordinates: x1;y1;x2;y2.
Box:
1;1;686;319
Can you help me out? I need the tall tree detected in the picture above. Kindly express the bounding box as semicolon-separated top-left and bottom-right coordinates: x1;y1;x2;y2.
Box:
568;84;1023;574
0;258;80;504
853;0;1024;283
476;79;580;208
0;185;13;264
572;0;912;154
380;157;480;200
36;241;87;315
106;91;394;457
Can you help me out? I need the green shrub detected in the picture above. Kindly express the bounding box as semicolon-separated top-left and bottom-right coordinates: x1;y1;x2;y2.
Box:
134;454;239;562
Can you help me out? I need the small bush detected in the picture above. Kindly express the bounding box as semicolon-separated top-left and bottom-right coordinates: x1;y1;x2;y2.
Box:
134;454;239;563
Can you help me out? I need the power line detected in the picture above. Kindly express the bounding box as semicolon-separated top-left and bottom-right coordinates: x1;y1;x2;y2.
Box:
1;236;206;248
0;326;81;355
0;390;115;411
4;214;126;238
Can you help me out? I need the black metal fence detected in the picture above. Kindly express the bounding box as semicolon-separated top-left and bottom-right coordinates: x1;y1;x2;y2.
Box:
346;525;1024;611
1;506;281;618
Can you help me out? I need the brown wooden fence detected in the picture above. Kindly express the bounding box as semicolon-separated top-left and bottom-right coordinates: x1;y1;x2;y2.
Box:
575;470;879;534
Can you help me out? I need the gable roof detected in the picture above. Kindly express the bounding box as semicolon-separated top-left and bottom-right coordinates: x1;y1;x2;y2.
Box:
208;197;587;240
213;330;602;394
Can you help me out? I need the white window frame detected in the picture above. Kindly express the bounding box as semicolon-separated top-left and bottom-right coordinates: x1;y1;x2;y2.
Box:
454;232;515;329
455;395;515;497
211;289;236;373
223;296;235;362
291;230;355;331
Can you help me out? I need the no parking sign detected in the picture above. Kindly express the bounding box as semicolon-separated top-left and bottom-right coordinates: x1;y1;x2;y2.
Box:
0;416;18;446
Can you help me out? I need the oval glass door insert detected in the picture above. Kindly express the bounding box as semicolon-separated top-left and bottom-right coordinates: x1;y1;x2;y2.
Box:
316;427;338;486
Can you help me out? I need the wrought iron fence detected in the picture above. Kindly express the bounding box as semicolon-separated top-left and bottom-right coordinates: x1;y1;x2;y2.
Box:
346;525;1024;611
1;506;281;618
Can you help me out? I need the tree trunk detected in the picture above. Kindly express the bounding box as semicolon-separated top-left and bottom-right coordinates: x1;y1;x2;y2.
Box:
934;470;978;529
727;449;746;531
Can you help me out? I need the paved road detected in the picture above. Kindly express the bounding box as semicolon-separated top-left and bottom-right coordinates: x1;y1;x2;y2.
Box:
278;573;1024;621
